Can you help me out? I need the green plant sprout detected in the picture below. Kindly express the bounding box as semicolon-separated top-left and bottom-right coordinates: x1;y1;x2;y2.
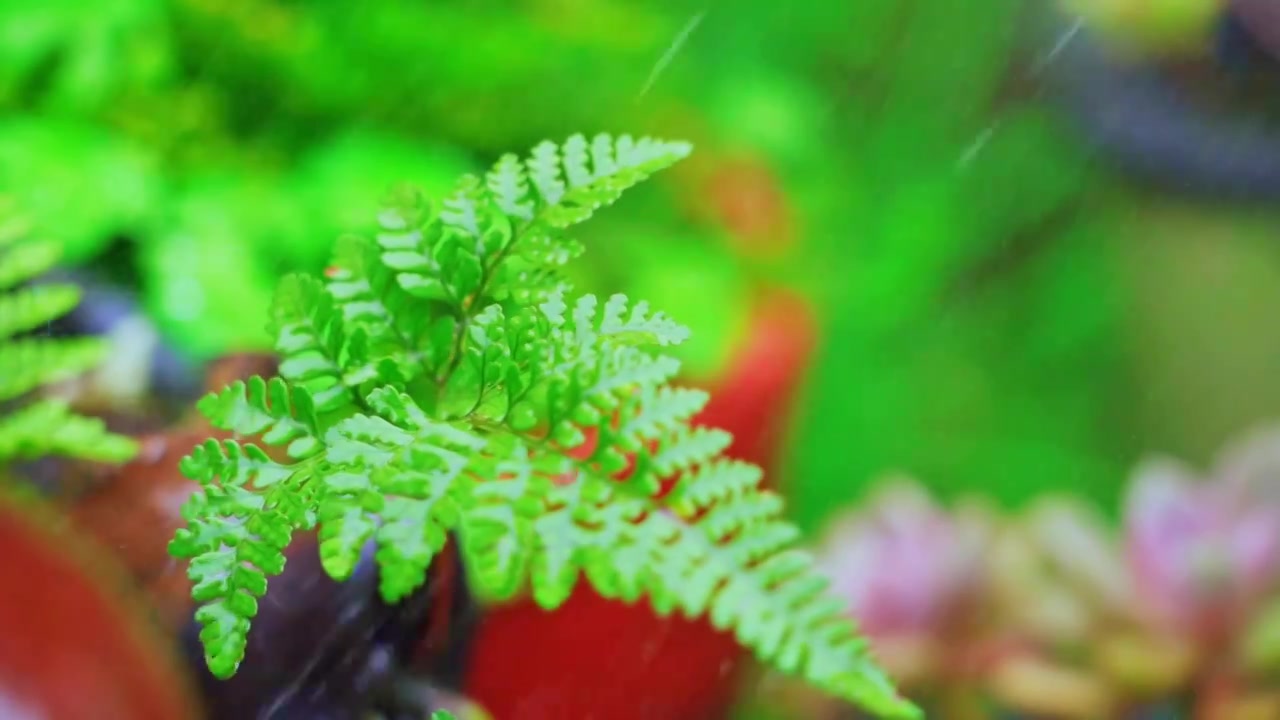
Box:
170;133;919;719
0;198;139;465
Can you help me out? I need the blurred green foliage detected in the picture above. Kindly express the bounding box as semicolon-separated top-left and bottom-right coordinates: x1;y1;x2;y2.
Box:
0;0;1145;527
0;0;749;362
782;0;1132;529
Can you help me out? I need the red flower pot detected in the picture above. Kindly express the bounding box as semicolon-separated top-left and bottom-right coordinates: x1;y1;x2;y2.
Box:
0;489;200;720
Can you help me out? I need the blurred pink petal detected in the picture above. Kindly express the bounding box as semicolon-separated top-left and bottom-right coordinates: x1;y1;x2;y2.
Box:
1230;509;1280;600
1123;455;1280;635
814;476;990;641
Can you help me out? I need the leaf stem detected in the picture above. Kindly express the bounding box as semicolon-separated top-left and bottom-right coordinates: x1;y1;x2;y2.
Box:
435;217;533;391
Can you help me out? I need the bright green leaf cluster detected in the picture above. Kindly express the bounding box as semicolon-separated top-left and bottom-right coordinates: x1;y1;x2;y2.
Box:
170;133;919;719
0;198;139;465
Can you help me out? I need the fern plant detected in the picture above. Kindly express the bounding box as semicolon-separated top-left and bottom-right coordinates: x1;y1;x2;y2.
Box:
170;133;919;719
0;198;139;465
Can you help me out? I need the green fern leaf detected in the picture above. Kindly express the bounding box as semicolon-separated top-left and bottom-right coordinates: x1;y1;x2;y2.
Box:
198;375;324;459
0;201;137;465
326;233;438;380
271;274;361;415
0;337;106;403
649;426;735;477
0;240;59;291
458;436;558;602
548;289;691;348
0;284;80;339
520;133;692;229
169;438;298;678
317;390;482;599
0;399;139;462
169;135;918;719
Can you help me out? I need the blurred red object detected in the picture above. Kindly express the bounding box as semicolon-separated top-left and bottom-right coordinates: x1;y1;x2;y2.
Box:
67;429;210;630
703;155;797;260
463;291;817;720
0;489;199;720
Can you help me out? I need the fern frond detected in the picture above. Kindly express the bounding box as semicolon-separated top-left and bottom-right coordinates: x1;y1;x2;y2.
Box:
0;399;139;462
270;274;365;416
318;388;484;598
168;438;299;678
0;203;137;464
528;477;645;608
0;241;60;291
545;288;690;348
198;375;324;459
649;426;735;478
326;233;439;379
375;186;487;304
168;374;329;678
459;437;557;601
0;337;106;403
170;135;918;718
0;284;80;339
515;133;693;229
376;132;692;312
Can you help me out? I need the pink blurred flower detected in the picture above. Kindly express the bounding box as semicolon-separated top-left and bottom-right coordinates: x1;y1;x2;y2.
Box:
814;476;992;641
1123;457;1280;640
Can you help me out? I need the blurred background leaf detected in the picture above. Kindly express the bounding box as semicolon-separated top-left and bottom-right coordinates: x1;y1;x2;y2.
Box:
3;0;1277;549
